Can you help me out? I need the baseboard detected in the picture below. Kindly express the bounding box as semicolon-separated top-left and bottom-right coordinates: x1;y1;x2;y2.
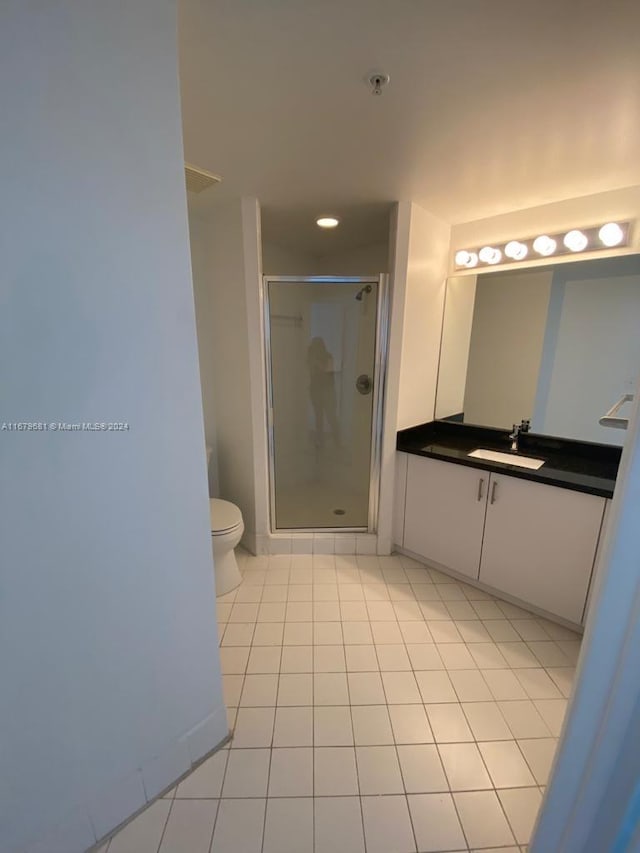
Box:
85;726;232;853
24;710;231;853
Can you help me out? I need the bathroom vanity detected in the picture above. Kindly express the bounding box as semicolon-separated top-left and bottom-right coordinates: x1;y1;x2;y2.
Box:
394;421;620;628
395;253;639;628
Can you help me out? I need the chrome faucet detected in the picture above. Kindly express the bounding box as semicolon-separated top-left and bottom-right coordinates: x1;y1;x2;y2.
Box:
509;419;531;451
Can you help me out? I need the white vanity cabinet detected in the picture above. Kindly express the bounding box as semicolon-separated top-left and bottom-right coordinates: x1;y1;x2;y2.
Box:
582;498;612;623
399;453;607;624
404;455;488;580
479;474;606;624
393;452;409;547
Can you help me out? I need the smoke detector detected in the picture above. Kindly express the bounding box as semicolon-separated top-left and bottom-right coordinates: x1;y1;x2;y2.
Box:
184;163;222;194
366;72;390;96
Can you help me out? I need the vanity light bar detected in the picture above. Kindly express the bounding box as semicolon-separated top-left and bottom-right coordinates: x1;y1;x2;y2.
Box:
454;221;631;270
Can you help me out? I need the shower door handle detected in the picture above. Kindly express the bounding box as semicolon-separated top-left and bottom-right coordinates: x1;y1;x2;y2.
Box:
356;374;373;395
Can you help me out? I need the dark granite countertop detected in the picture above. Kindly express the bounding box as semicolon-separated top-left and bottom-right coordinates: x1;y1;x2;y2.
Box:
397;420;621;498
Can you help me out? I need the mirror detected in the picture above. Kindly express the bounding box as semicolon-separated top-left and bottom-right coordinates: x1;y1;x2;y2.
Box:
436;254;640;446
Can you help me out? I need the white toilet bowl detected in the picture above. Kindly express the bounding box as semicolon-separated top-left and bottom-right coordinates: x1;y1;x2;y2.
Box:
210;498;243;596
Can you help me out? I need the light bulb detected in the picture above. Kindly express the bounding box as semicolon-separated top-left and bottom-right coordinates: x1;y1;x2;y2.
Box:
504;240;528;261
316;216;339;228
563;230;588;252
454;250;479;268
598;222;624;247
479;246;502;264
533;235;557;256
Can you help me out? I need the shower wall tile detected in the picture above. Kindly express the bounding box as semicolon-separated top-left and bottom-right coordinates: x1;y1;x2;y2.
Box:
313;536;335;555
291;538;314;554
334;537;356;554
269;538;293;555
255;535;379;557
356;534;378;555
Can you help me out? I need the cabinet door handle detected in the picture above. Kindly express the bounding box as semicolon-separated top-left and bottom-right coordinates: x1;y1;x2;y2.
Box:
477;478;485;501
490;481;498;504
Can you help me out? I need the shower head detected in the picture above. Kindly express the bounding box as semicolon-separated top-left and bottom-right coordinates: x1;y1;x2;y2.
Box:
355;284;373;301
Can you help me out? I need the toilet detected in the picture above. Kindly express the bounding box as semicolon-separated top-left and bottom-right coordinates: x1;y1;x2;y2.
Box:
209;497;244;596
206;447;243;596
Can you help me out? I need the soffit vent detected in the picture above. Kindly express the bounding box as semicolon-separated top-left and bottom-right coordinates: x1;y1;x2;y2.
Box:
185;163;222;194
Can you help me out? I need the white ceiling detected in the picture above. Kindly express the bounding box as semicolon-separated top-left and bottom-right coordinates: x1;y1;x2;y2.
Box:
179;0;640;233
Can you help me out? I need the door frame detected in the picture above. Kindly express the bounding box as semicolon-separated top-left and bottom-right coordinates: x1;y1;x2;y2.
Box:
262;274;389;534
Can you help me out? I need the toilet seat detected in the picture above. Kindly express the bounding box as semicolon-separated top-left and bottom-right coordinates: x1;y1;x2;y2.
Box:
210;498;243;535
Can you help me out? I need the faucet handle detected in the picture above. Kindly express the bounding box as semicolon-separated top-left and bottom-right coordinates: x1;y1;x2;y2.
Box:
520;419;531;433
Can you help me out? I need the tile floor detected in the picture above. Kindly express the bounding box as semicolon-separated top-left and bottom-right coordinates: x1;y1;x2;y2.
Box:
100;551;580;853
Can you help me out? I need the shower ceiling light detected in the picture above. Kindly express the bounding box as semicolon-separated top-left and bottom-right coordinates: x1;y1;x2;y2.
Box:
317;216;340;228
453;221;632;271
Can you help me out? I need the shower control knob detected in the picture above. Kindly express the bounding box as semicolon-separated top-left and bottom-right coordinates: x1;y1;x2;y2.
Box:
356;374;373;395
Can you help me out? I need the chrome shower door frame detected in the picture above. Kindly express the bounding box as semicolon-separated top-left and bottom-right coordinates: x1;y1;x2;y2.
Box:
263;275;389;534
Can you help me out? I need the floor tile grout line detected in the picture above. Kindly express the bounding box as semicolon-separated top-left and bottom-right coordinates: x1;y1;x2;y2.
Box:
215;553;573;849
204;796;220;853
368;606;420;852
346;698;369;852
258;749;273;853
311;653;316;853
155;794;176;853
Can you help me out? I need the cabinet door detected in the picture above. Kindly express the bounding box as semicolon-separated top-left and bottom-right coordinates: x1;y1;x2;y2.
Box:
404;455;488;579
480;474;606;624
583;498;610;625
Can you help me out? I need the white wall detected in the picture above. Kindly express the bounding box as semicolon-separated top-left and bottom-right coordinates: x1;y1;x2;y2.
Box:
242;200;272;551
435;275;477;418
534;260;640;444
262;240;389;277
190;212;219;494
396;204;451;430
0;4;226;852
190;199;260;551
377;202;451;554
315;241;389;275
463;270;552;428
261;241;317;276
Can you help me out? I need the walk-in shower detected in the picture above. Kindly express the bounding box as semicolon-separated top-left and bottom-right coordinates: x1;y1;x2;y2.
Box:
264;276;388;531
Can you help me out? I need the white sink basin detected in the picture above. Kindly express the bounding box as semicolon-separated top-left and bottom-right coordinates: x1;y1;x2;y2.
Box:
468;448;545;470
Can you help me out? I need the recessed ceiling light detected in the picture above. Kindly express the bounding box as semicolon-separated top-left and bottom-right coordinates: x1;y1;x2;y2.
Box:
316;217;339;229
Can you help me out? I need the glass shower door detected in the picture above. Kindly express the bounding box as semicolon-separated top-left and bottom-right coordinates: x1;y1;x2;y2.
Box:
266;277;382;530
